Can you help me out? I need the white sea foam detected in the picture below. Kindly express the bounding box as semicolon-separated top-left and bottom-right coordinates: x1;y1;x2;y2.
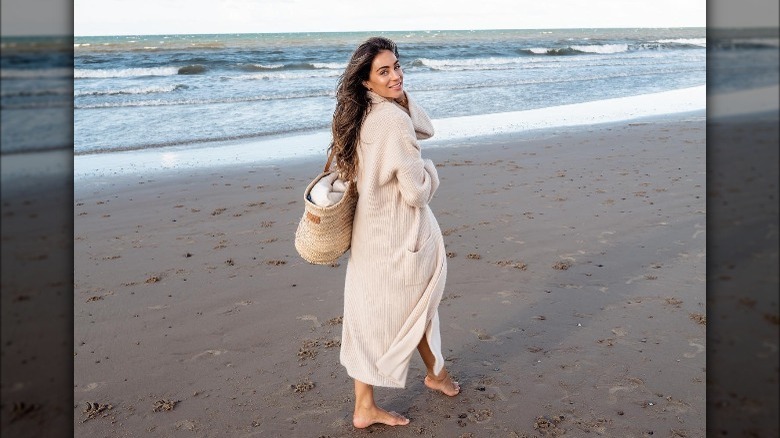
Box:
243;70;341;80
420;57;522;67
74;86;706;180
415;57;532;71
250;63;285;69
74;67;180;78
429;85;705;142
571;44;629;54
311;62;346;69
74;84;183;97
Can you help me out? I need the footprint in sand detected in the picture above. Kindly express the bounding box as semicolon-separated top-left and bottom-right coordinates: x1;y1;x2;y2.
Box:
664;397;692;414
470;408;493;424
624;275;646;284
611;327;627;337
472;329;495;342
607;379;643;402
561;284;583;289
598;231;615;243
608;385;634;395
191;349;226;360
175;420;199;431
481;386;509;401
80;382;104;392
296;314;320;326
683;340;705;358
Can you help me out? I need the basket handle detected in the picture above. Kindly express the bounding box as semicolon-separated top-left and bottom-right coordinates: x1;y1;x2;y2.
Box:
323;145;357;193
324;145;337;173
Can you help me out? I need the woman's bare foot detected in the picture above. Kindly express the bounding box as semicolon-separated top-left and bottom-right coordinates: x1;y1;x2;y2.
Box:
352;405;410;428
424;369;460;396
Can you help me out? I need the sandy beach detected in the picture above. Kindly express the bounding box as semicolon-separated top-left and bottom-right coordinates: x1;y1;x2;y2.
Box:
68;112;709;437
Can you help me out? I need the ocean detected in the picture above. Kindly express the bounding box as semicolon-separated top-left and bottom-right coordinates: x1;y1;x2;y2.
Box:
68;28;708;157
3;27;778;170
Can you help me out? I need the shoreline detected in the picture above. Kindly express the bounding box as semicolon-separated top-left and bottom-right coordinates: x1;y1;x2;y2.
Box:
72;85;707;181
69;109;706;195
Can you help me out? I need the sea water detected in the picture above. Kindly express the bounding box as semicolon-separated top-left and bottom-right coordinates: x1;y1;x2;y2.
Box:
71;29;708;157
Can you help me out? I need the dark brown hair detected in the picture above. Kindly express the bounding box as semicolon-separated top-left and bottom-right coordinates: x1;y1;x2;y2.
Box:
329;37;398;181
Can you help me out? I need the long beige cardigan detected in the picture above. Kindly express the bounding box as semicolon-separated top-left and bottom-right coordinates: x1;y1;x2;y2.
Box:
339;91;446;388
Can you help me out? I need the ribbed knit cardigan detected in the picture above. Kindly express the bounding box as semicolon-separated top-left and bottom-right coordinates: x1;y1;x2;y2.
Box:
339;91;446;388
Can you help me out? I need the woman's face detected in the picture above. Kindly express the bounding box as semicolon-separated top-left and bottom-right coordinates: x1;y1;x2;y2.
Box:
363;50;404;100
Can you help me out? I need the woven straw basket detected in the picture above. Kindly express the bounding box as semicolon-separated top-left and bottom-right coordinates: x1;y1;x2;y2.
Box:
294;154;358;265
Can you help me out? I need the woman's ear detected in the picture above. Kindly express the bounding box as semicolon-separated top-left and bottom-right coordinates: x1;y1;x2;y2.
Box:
363;81;372;91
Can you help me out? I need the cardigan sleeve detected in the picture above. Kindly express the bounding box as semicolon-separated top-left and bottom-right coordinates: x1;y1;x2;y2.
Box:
381;116;440;208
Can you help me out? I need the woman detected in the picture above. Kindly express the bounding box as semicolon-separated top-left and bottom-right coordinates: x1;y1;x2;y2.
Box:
331;36;460;429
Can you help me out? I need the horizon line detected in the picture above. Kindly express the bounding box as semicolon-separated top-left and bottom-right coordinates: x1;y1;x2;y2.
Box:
67;26;715;38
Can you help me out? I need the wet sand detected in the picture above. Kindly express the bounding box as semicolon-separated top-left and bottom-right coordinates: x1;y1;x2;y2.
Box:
70;114;707;436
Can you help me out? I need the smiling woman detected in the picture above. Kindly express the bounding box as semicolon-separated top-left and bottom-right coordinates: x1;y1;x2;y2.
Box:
325;36;461;429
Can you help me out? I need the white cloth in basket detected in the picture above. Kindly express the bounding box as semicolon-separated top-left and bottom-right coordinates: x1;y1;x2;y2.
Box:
310;173;348;207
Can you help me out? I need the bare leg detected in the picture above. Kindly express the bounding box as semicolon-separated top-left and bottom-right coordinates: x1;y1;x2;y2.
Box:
352;379;410;428
417;334;460;396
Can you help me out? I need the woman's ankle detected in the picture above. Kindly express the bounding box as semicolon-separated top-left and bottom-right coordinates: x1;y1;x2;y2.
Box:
426;368;448;382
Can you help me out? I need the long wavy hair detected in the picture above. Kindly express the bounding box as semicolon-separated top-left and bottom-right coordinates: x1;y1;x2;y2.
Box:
329;37;399;181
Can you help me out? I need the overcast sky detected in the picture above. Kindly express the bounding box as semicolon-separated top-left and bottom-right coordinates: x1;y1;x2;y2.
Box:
70;0;710;36
1;0;778;37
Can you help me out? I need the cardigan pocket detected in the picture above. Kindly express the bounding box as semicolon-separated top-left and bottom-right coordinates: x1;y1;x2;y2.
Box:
403;231;437;287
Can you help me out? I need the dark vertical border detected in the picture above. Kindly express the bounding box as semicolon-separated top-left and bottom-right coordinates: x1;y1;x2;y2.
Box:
0;1;75;436
706;0;780;436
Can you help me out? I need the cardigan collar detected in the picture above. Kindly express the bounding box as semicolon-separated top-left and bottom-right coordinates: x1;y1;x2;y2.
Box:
367;90;434;140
